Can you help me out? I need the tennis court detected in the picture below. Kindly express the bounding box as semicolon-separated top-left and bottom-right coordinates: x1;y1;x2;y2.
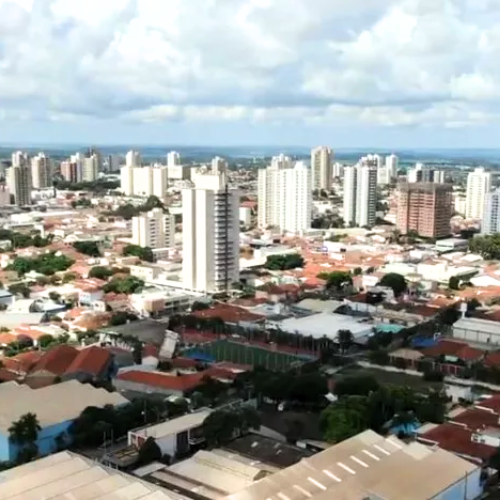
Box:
183;339;313;371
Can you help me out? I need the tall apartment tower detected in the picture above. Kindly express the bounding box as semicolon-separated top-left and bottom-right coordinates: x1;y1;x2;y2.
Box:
126;150;141;168
343;164;377;227
182;163;239;293
311;146;333;191
61;161;79;183
167;151;181;168
82;154;99;182
8;152;32;206
70;153;85;182
121;164;168;199
482;189;500;235
131;208;175;249
385;154;399;180
31;153;52;189
258;158;312;233
466;167;491;220
397;183;453;238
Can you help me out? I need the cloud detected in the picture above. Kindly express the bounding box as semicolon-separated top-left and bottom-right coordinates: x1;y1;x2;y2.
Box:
0;0;500;129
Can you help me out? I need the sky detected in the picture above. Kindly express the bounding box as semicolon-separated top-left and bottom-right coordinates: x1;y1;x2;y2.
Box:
1;0;500;148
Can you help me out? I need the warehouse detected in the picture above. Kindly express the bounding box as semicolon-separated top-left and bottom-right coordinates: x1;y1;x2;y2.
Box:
0;380;127;462
452;316;500;345
224;430;482;500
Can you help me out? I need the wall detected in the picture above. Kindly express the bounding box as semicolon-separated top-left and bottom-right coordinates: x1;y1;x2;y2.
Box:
433;468;482;500
113;378;182;398
0;419;73;462
156;433;177;456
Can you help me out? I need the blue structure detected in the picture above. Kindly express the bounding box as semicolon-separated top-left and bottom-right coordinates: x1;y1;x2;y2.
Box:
183;350;216;363
0;380;128;462
411;336;438;349
376;324;405;334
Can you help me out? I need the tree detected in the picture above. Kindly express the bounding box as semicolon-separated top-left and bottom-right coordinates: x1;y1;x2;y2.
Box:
48;291;61;303
448;276;460;290
469;234;500;260
321;271;353;291
7;252;74;277
38;334;54;349
337;329;354;354
264;254;304;271
203;407;260;446
103;276;144;294
89;266;113;280
9;412;41;463
369;349;390;366
137;437;162;465
334;375;380;398
123;244;154;263
8;283;31;298
73;241;101;257
378;273;407;297
320;396;369;443
284;418;305;444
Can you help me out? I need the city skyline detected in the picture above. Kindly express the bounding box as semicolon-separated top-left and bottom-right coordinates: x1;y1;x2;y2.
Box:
1;1;500;147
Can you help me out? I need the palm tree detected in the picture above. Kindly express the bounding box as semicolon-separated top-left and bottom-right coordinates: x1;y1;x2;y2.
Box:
337;329;354;354
8;413;41;446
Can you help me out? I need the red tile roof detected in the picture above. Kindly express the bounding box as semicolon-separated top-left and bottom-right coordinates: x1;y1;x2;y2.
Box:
0;369;19;382
452;408;500;429
117;370;206;392
28;345;79;377
422;339;484;362
484;351;500;368
476;396;500;414
3;351;43;374
419;422;496;462
64;346;112;377
192;303;265;324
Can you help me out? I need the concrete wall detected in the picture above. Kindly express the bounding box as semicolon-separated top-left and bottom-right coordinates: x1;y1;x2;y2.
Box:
0;419;73;462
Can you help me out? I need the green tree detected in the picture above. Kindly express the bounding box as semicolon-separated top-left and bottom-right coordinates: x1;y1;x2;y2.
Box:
321;271;353;291
63;272;77;283
137;437;162;465
73;241;101;257
448;276;460;290
264;254;304;271
38;334;54;349
320;396;369;443
9;412;41;463
337;329;354;354
8;283;30;298
369;349;390;366
469;234;500;260
203;407;260;446
122;244;154;263
89;266;113;280
378;273;407;297
103;276;144;294
334;375;380;398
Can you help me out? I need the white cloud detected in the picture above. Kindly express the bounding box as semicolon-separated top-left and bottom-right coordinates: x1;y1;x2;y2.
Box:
1;0;500;128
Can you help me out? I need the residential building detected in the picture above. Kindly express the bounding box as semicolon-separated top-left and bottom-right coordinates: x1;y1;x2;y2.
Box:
332;162;343;178
258;158;312;233
466;167;491;219
167;150;181;168
0;185;11;205
343;163;377;227
132;208;175;249
0;380;126;461
69;152;85;182
482;188;500;235
7;151;32;206
31;152;52;189
311;146;332;191
183;161;240;293
397;183;453;238
60;161;79;183
385;153;399;180
82;153;99;182
107;153;120;171
120;164;169;199
125;150;141;167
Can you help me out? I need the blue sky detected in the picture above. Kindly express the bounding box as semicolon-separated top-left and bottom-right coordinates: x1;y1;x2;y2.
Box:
1;0;500;147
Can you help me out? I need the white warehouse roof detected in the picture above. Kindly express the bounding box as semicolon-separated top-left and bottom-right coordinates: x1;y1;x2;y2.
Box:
277;312;373;340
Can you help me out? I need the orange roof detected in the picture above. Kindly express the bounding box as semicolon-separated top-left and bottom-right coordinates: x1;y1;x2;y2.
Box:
65;346;112;377
192;303;265;324
29;345;79;376
3;351;43;374
0;332;16;345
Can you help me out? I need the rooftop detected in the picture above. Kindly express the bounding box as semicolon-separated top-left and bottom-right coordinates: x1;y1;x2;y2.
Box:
0;380;128;433
103;319;166;346
192;303;265;324
224;430;478;500
0;450;182;499
131;409;212;439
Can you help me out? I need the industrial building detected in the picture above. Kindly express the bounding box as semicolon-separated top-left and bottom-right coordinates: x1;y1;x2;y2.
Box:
0;380;127;461
224;430;481;500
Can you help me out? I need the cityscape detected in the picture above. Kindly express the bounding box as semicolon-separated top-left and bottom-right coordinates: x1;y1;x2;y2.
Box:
2;1;500;500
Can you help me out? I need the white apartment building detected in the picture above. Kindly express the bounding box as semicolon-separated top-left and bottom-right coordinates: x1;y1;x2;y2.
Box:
167;151;181;168
0;185;10;205
131;208;175;249
31;153;52;189
82;154;99;182
311;146;333;191
482;189;500;235
120;165;168;199
8;152;32;206
466;167;491;220
70;153;85;182
333;162;343;179
385;154;399;180
257;157;312;233
126;150;141;168
182;162;239;293
343;163;377;227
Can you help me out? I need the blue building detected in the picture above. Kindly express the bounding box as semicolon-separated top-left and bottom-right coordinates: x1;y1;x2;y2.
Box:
0;380;128;462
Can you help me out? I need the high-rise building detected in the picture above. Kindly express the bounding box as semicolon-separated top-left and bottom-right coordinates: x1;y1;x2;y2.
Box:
8;152;32;206
82;154;99;182
70;153;85;183
120;165;168;199
31;153;52;189
407;163;444;184
60;161;79;183
167;151;181;168
311;146;333;191
182;163;239;293
385;154;399;180
343;164;377;227
397;183;453;238
482;189;500;235
107;154;120;172
466;167;491;220
0;185;10;205
131;208;175;250
125;150;141;168
434;170;446;184
332;162;343;179
257;159;312;233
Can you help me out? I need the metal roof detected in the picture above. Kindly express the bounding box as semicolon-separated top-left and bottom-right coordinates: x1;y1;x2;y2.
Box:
0;451;184;500
223;430;478;500
0;380;128;433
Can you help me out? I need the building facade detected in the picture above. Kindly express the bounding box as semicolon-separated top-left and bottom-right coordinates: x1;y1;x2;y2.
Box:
132;208;175;249
482;188;500;235
8;152;32;206
343;163;377;227
82;154;99;182
397;182;453;238
182;162;240;293
31;153;52;189
258;157;312;233
466;167;491;220
121;165;168;199
311;146;333;191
